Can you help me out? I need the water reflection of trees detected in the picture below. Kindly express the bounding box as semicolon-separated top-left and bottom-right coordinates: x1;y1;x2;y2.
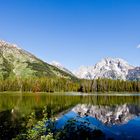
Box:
81;95;140;106
0;94;140;114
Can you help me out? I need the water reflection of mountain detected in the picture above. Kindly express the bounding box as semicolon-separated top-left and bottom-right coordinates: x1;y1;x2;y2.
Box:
72;104;140;125
57;104;140;140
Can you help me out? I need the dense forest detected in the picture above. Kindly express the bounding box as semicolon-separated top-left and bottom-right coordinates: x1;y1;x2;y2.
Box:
0;77;139;93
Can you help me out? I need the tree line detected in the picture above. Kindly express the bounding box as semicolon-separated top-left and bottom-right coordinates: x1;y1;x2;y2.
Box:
0;77;139;93
79;79;140;92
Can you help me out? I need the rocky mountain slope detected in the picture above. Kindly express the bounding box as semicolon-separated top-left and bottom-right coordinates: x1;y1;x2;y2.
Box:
127;67;140;80
74;58;140;80
0;40;76;80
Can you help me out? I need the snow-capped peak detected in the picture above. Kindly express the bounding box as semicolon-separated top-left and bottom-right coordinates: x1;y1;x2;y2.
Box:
74;57;135;80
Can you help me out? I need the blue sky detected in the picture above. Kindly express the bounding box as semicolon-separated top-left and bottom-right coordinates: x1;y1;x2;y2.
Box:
0;0;140;70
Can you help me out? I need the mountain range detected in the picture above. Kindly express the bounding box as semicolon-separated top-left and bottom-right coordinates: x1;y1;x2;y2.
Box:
0;40;139;81
74;58;140;80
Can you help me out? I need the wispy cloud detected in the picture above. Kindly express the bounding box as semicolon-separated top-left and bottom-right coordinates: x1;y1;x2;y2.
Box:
137;44;140;48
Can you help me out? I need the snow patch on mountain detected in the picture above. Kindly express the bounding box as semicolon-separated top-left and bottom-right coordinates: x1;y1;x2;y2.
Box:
50;61;74;76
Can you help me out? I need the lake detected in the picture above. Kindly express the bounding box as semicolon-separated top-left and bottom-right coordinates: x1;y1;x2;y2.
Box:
0;92;140;140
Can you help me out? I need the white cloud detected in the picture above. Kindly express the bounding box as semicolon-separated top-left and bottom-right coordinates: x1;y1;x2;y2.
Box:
137;44;140;48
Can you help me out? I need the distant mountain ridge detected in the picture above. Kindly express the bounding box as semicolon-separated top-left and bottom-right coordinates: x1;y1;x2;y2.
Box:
74;58;140;80
0;40;76;80
50;61;75;76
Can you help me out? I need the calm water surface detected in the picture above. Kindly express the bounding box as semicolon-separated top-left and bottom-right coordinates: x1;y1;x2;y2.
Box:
0;92;140;140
